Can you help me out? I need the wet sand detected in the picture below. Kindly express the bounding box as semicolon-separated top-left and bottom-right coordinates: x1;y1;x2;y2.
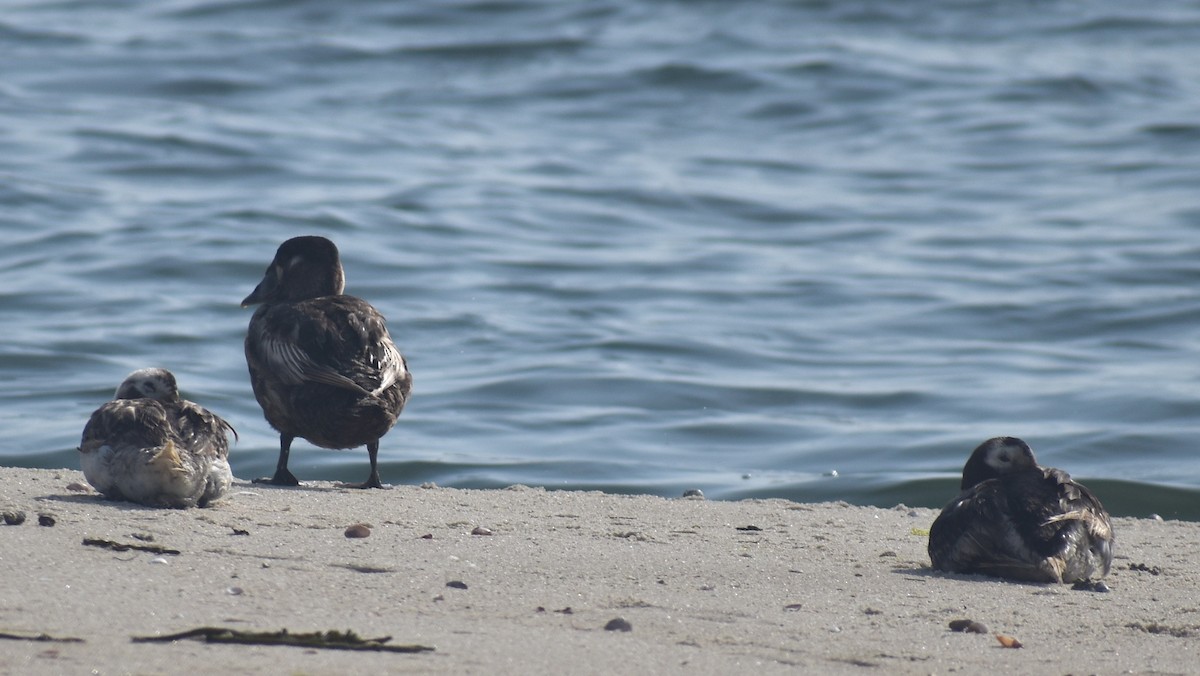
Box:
1;467;1196;674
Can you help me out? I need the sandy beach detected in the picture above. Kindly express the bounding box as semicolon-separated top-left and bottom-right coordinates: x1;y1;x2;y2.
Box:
1;467;1196;675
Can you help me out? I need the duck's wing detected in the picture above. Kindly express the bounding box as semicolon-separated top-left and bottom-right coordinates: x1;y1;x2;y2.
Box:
346;307;408;396
1030;468;1114;565
929;480;1049;578
247;302;373;395
247;297;406;397
173;400;237;459
79;399;172;453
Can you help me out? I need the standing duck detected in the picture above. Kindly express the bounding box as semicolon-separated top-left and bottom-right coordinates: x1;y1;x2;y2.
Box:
241;236;412;489
79;368;236;508
928;436;1113;584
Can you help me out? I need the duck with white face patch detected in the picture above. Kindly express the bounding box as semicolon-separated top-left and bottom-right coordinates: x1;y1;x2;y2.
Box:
79;368;236;508
928;436;1113;587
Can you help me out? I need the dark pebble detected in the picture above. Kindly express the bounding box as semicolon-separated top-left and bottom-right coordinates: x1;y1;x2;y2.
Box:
37;514;55;527
949;619;989;634
604;618;632;632
420;533;433;539
1073;579;1111;593
681;489;705;499
344;524;371;538
446;580;468;590
2;511;26;526
471;526;494;536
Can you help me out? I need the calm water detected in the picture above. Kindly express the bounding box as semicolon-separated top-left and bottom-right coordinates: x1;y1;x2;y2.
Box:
3;1;1200;519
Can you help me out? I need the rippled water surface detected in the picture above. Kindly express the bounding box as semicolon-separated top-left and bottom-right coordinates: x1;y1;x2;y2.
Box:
4;0;1200;518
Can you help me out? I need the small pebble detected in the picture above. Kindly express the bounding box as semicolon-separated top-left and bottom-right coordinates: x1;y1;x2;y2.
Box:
1150;513;1163;521
149;557;169;565
446;580;468;590
681;488;705;499
2;511;27;526
604;618;632;632
1072;579;1111;593
344;524;371;539
420;533;433;539
227;587;244;596
471;526;494;536
231;528;250;536
949;619;989;634
66;482;91;492
37;514;56;527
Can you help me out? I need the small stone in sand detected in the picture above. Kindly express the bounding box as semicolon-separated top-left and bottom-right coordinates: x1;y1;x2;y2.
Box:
66;482;91;492
949;619;988;634
471;526;494;536
37;514;55;527
604;618;632;632
344;524;371;538
420;533;433;539
446;580;468;590
681;489;705;499
2;511;27;526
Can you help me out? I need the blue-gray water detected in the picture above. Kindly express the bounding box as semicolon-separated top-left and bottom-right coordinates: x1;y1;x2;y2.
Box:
3;1;1200;519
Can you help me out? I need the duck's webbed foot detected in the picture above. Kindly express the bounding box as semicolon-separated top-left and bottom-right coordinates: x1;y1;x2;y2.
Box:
253;435;300;487
253;469;300;487
337;441;389;489
340;471;389;490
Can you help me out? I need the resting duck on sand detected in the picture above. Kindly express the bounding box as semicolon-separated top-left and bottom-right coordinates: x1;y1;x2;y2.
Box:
79;368;236;508
928;436;1113;585
241;235;412;489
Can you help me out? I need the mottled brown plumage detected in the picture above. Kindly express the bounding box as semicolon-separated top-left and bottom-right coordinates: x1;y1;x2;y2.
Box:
79;368;236;508
928;437;1113;584
242;236;412;488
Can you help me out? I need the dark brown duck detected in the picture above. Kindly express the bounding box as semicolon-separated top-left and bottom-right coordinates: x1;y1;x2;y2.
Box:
241;236;412;489
928;436;1113;584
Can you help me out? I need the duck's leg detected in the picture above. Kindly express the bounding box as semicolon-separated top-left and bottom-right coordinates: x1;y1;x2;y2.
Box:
253;433;300;486
346;440;386;489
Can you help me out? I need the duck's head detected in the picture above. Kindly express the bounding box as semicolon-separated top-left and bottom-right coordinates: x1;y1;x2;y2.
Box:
241;236;346;307
959;436;1037;490
114;368;181;403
